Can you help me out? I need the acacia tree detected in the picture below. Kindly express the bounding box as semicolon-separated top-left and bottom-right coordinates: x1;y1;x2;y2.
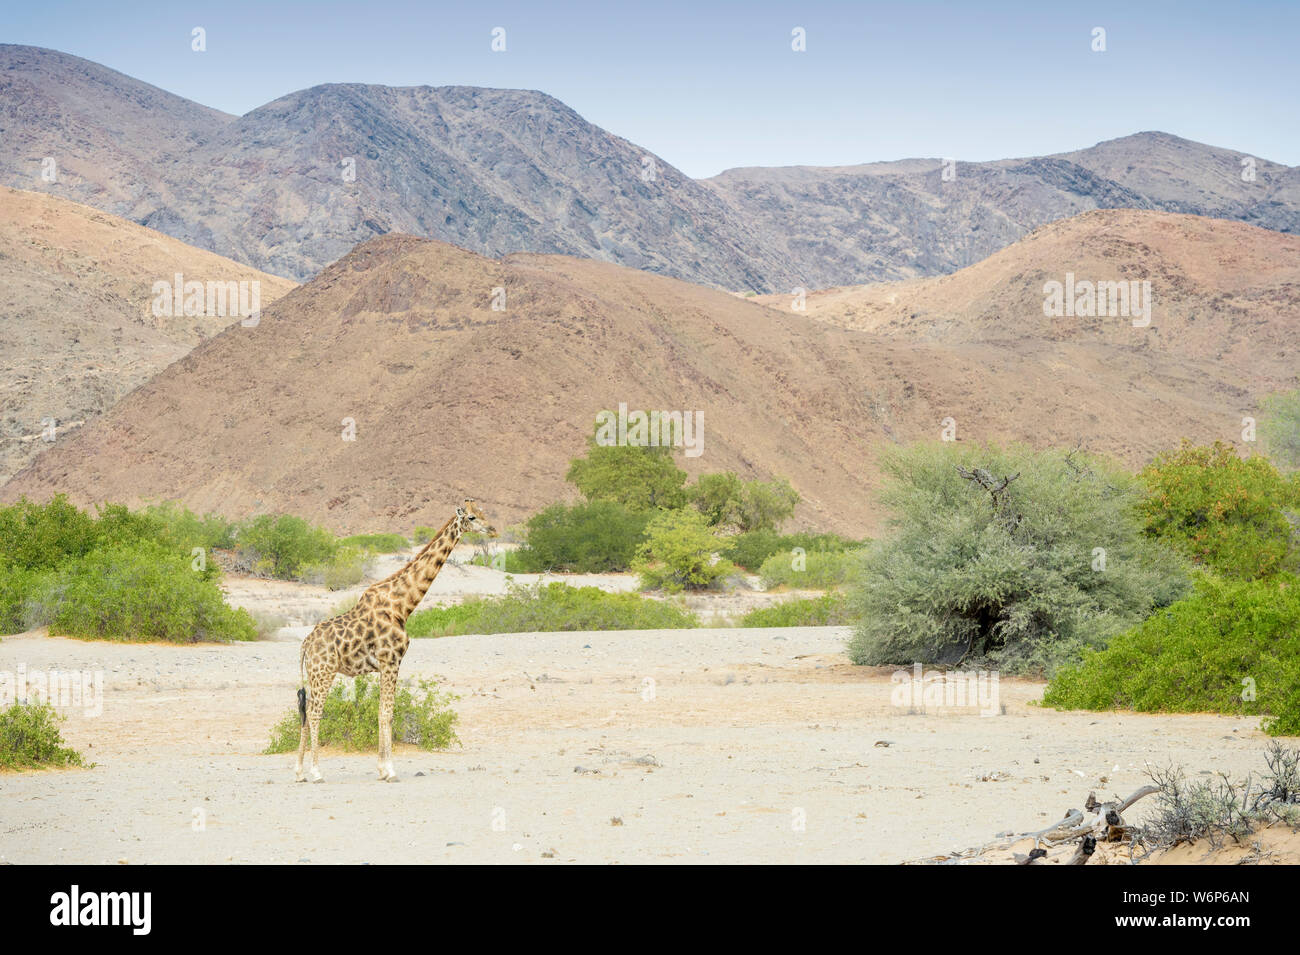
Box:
565;433;687;510
846;442;1189;675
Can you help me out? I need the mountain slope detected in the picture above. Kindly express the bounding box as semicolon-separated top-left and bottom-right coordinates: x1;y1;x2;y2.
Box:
2;211;1290;534
2;45;1297;291
0;187;296;482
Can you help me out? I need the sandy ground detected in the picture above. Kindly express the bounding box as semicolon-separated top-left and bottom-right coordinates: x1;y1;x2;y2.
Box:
0;622;1283;865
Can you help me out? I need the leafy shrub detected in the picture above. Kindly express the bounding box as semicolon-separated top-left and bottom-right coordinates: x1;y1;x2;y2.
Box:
141;501;237;552
635;508;737;592
846;443;1190;675
0;495;99;571
1042;574;1300;735
1139;441;1298;579
566;427;688;510
43;541;257;643
0;561;56;634
235;514;339;580
407;582;698;637
739;593;850;627
689;473;800;532
265;676;459;753
511;500;649;573
724;530;862;572
338;533;409;553
299;546;371;591
413;526;438;545
0;702;88;770
758;550;857;589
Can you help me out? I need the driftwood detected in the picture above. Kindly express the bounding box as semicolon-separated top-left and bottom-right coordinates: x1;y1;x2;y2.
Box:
1026;785;1161;864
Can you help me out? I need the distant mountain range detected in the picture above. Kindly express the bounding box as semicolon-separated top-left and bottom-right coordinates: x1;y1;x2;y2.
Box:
3;44;1298;291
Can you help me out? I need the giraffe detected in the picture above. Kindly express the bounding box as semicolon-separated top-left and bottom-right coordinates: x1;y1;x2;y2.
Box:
294;499;497;782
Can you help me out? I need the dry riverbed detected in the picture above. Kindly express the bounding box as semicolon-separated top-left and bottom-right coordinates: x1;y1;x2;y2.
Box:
0;622;1278;865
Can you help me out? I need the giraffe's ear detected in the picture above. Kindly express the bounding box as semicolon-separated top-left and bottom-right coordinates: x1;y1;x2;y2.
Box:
456;506;466;518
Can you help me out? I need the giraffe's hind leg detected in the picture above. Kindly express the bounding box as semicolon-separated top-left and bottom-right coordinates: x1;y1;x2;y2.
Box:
295;691;309;782
305;671;331;782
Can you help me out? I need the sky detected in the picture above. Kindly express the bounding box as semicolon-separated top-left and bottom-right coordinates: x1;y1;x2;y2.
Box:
2;0;1297;178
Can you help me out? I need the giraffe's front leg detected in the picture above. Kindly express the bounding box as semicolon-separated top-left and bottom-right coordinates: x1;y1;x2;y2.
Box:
306;680;327;783
377;668;398;781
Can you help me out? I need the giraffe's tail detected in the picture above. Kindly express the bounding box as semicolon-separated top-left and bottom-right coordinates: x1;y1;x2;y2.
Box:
297;638;309;725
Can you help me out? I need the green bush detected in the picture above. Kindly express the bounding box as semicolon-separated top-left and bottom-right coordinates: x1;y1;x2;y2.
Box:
1042;575;1300;736
413;525;439;545
689;473;800;532
0;494;99;571
566;425;688;510
1139;441;1298;579
758;549;857;589
140;501;237;552
299;546;371;591
724;530;862;572
338;533;409;553
407;582;698;637
235;514;339;580
0;702;88;770
43;541;256;643
265;676;459;753
739;593;850;627
0;561;55;634
511;500;649;573
635;508;737;592
846;442;1190;675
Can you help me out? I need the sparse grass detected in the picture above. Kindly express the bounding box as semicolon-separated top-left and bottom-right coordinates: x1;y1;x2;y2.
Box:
249;610;289;639
407;582;698;637
739;593;850;627
1139;742;1300;851
0;702;88;770
265;676;459;754
758;550;856;589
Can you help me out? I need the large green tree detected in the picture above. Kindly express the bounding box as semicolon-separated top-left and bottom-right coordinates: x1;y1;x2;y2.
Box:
846;442;1189;675
565;431;687;510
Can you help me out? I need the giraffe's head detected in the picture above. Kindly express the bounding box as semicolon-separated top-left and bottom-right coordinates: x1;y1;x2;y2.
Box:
456;499;498;538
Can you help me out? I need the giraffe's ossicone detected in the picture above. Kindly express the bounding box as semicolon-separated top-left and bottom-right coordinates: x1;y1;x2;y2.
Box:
294;499;497;782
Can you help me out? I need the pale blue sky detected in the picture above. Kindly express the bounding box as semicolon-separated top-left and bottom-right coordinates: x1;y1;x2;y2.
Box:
3;0;1297;177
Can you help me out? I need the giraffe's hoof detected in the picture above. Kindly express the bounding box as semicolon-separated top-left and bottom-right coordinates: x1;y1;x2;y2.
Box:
311;776;325;784
295;775;306;783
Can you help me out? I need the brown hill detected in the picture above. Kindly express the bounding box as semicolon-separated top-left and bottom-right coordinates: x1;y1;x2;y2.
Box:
1;211;1291;535
0;187;296;482
753;209;1300;389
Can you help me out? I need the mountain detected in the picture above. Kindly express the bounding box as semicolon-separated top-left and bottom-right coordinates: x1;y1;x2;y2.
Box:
0;187;296;483
2;45;1297;291
706;133;1300;289
2;210;1291;535
753;208;1300;389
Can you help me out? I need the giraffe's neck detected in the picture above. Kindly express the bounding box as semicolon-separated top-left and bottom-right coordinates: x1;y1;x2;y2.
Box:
377;517;465;625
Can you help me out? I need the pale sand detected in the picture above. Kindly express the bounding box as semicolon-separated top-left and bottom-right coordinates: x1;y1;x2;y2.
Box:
0;625;1278;865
